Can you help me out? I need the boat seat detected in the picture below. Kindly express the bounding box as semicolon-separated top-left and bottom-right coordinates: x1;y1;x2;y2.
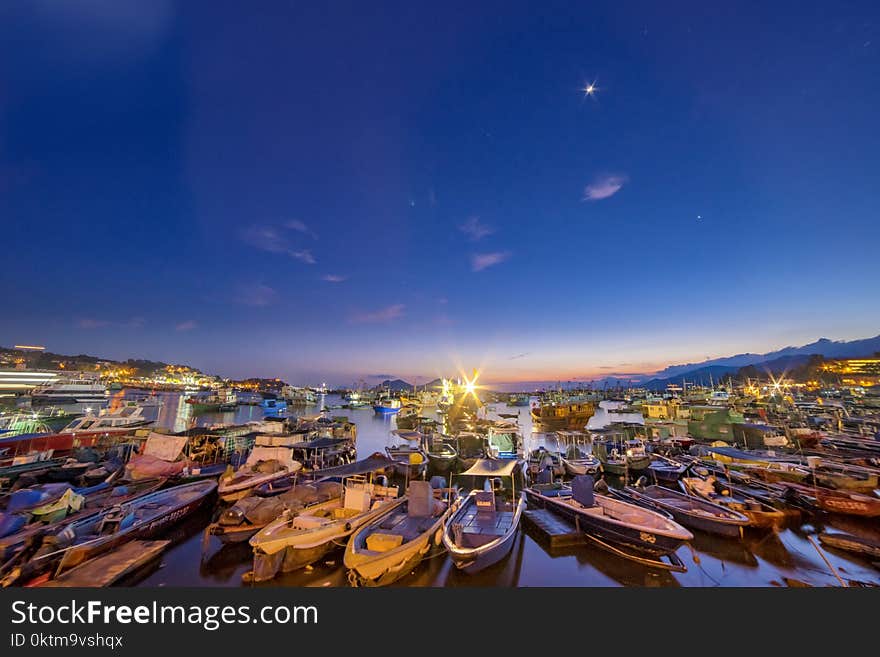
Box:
379;512;408;530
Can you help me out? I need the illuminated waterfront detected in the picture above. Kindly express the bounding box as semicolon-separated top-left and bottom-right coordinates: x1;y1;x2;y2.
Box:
108;391;880;588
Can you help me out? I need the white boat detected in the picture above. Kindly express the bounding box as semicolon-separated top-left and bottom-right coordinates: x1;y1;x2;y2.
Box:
217;434;303;502
30;377;107;405
249;471;399;581
60;403;154;433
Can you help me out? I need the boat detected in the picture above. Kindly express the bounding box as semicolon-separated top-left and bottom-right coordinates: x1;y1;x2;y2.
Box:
593;437;651;476
443;459;525;574
507;394;530;407
280;386;317;406
186;388;237;413
782;482;880;518
526;446;565;479
60;403;153;433
2;480;215;586
621;484;749;538
217;435;303;503
344;479;456;586
646;457;690;485
424;435;458;474
818;532;880;559
524;475;692;570
248;458;400;581
386;430;428;479
451;432;489;471
486;424;523;459
373;397;402;415
0;477;165;563
208;481;343;545
30;377;107;406
681;476;788;528
530;398;595;431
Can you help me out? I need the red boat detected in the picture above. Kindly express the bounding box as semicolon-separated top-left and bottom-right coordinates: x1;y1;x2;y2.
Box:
0;428;136;464
785;482;880;518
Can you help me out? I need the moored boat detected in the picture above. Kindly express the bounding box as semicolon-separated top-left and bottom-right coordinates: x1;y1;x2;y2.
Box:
525;476;692;569
217;434;303;503
344;479;456;586
621;484;749;538
442;459;526;575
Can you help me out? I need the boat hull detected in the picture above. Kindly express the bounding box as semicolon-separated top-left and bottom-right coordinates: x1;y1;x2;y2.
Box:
525;489;690;558
443;492;525;575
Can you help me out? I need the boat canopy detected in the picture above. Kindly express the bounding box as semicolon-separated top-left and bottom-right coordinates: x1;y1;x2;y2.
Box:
459;458;520;478
142;433;188;462
391;430;421;441
290;436;350;450
312;452;396;479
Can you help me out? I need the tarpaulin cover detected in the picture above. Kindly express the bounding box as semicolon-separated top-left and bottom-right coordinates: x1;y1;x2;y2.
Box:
458;458;520;478
142;433;188;461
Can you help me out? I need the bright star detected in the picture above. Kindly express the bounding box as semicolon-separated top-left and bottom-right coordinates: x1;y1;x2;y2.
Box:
581;79;599;98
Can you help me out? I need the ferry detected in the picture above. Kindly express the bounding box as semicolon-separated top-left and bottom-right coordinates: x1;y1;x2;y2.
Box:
30;377;107;406
60;402;154;433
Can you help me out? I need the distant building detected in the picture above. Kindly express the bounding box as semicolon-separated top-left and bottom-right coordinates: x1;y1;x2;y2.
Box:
822;358;880;386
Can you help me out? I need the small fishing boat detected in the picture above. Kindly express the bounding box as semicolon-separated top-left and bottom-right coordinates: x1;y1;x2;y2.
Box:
442;459;525;575
424;436;458;474
373;397;402;415
2;480;214;585
818;532;880;559
248;457;399;581
507;394;530;407
217;434;303;503
681;476;787;529
526;475;692;570
621;484;749;538
0;478;165;564
451;432;489;471
593;438;651;477
782;483;880;518
344;479;456;586
386;430;428;479
208;481;343;545
646;457;689;485
526;447;565;479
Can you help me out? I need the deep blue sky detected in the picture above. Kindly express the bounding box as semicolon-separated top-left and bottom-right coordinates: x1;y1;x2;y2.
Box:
2;1;879;386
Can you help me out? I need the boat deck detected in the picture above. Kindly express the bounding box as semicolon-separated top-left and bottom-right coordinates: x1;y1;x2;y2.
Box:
372;509;439;543
522;509;585;548
42;540;169;586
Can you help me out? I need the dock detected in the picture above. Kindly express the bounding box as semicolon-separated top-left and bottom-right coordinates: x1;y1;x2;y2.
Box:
41;540;170;587
523;509;585;548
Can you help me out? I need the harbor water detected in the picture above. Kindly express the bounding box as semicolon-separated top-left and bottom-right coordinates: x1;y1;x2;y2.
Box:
102;390;880;587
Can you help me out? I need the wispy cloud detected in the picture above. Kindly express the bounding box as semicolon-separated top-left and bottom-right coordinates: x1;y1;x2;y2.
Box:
77;317;143;329
350;304;405;323
285;220;318;239
235;284;277;307
322;274;347;283
176;320;198;331
508;352;530;360
242;225;317;263
437;297;448;305
241;225;288;253
77;318;110;329
290;249;316;264
584;174;628;201
369;374;396;379
459;216;494;241
471;251;511;272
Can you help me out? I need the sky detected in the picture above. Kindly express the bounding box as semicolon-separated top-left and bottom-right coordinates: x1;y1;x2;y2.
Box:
2;1;879;387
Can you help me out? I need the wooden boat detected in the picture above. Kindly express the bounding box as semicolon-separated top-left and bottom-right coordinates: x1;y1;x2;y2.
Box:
525;475;692;569
344;480;456;586
681;476;787;529
248;460;399;581
442;459;525;575
209;481;343;545
818;532;880;559
2;480;214;585
782;482;880;518
621;484;749;538
0;478;165;563
425;437;458;474
217;435;303;503
646;458;689;485
530;399;595;431
561;455;601;477
593;438;651;476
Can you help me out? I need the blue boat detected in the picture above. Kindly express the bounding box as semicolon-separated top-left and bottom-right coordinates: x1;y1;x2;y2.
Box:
373;398;402;414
